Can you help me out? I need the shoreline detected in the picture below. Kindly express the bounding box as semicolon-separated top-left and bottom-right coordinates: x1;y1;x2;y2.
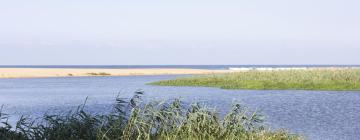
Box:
0;68;230;78
1;67;357;79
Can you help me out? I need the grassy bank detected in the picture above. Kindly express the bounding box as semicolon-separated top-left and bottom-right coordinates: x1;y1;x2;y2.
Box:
150;69;360;90
0;91;301;140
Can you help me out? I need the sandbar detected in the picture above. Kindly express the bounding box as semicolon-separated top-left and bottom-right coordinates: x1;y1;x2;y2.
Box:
0;68;230;78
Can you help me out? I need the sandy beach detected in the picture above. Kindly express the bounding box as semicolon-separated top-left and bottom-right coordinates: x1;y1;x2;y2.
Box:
0;68;230;78
0;67;357;78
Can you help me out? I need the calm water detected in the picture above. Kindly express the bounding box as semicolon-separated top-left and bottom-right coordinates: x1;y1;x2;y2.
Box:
0;75;360;140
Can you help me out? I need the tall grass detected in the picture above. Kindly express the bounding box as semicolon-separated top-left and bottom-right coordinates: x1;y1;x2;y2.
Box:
150;69;360;90
0;91;301;140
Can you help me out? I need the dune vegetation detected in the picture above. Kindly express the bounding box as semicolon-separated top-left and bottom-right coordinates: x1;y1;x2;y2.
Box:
0;91;301;140
150;69;360;90
87;72;112;76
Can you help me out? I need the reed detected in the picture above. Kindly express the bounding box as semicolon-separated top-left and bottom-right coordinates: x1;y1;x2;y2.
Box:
150;69;360;90
0;91;301;140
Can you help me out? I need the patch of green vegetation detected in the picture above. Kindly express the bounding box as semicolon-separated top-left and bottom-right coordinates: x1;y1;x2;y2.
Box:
150;69;360;90
87;72;111;76
0;91;301;140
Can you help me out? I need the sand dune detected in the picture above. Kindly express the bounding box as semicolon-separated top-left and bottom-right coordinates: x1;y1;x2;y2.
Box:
0;68;230;78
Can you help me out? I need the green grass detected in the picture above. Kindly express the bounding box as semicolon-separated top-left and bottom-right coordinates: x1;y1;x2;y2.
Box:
150;69;360;90
0;91;301;140
87;72;111;76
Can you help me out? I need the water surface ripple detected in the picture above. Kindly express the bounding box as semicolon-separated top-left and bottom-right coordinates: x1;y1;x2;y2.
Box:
0;76;359;140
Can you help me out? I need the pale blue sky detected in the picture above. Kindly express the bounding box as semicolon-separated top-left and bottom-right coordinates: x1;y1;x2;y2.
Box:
1;0;359;65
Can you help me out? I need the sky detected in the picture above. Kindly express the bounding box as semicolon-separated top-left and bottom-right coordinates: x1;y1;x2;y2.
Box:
1;0;359;65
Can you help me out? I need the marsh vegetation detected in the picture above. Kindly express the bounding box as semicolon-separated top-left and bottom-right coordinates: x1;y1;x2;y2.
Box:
150;69;360;90
0;91;300;140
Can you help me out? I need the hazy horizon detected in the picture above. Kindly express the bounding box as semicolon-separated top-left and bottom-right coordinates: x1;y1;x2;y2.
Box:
1;0;359;65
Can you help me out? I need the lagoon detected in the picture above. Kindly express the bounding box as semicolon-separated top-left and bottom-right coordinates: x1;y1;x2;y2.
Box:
0;75;360;140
